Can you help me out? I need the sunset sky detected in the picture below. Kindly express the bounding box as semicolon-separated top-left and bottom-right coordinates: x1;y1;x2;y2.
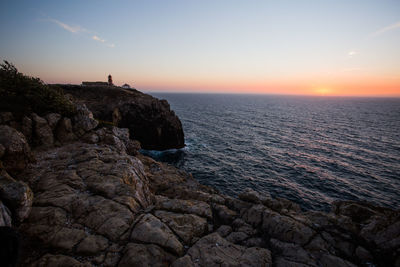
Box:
0;0;399;96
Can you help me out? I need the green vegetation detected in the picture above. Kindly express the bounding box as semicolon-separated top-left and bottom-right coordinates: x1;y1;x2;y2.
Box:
0;61;76;117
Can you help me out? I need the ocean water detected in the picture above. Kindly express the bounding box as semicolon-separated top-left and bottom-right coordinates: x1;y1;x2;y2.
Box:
145;93;400;211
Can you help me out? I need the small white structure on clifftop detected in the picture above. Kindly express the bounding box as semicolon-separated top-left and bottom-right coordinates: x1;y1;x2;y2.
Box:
121;83;131;89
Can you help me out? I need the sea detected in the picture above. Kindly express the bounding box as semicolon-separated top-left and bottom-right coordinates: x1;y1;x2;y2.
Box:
144;93;400;211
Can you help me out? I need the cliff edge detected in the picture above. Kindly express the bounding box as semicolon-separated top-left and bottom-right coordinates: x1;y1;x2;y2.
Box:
56;85;185;150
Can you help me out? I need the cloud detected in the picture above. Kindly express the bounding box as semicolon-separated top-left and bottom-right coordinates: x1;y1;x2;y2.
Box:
92;35;105;43
48;18;85;33
45;17;115;48
371;21;400;37
348;51;357;57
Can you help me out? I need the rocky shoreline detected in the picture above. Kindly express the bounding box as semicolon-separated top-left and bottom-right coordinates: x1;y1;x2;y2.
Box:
0;86;399;267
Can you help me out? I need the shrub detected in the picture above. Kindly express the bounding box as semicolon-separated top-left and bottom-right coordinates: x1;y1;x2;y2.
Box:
0;61;76;117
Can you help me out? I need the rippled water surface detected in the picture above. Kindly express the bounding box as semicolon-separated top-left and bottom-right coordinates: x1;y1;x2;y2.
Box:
146;93;400;211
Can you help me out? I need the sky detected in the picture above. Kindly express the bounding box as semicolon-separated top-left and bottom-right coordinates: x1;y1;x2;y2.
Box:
0;0;399;96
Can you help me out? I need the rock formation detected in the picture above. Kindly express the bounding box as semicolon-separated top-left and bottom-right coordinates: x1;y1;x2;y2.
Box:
56;85;184;150
0;92;399;267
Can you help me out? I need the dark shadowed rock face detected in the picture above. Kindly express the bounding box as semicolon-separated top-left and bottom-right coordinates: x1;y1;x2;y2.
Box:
58;85;184;150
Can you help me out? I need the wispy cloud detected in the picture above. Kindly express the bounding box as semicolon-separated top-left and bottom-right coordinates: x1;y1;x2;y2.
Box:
92;35;105;43
45;17;115;48
48;18;86;34
371;21;400;37
348;51;358;57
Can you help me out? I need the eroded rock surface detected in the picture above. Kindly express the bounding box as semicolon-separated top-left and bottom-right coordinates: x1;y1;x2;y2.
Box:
0;103;398;267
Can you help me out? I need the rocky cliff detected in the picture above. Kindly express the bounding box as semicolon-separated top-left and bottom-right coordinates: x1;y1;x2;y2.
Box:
56;85;185;150
0;103;399;267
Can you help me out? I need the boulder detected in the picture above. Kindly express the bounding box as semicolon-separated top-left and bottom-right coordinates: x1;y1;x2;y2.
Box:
213;204;237;224
262;209;315;245
154;210;208;244
45;113;61;130
31;113;54;147
21;116;33;143
216;225;232;237
72;103;98;136
238;188;272;204
226;231;249;244
0;125;32;174
0;200;12;226
55;117;76;142
0;170;33;223
130;214;183;255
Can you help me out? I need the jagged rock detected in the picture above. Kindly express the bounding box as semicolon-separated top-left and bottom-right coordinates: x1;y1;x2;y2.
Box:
31;113;54;147
0;170;33;223
72;103;98;136
45;113;61;130
112;107;122;125
216;225;232;237
119;243;176;267
243;237;265;248
213;204;237;224
225;196;252;215
0;200;12;226
226;231;249;244
0;125;31;174
270;238;318;266
126;139;141;156
18;142;153;264
262;209;315;245
243;204;265;227
186;232;272;266
21;116;32;143
82;132;99;144
154;210;208;245
130;213;183;255
238;188;272;204
59;85;184;150
155;195;212;219
55;117;76;142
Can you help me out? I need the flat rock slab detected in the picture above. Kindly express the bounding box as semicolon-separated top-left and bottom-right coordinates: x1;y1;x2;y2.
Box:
175;232;272;267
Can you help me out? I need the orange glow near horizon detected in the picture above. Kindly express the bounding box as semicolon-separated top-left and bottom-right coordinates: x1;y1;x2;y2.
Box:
40;69;400;97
